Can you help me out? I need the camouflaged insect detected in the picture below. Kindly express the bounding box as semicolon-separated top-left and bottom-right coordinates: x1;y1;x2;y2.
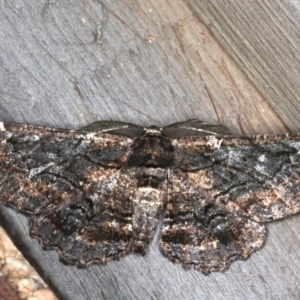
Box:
1;119;300;274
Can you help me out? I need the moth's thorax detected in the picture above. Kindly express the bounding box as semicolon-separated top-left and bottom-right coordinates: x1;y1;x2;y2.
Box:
127;128;174;168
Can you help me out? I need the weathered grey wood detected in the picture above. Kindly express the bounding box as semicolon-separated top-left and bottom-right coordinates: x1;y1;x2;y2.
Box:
188;0;300;132
0;0;300;299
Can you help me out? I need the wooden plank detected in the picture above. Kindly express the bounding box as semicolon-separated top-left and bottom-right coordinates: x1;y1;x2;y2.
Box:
188;0;300;131
0;0;300;299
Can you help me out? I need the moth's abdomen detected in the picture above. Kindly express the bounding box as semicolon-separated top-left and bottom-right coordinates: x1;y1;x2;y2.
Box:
131;168;168;254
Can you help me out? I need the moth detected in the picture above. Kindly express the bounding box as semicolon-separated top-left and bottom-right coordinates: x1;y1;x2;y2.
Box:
0;119;300;274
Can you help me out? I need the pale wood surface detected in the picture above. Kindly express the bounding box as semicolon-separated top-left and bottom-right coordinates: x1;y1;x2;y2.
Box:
0;1;300;299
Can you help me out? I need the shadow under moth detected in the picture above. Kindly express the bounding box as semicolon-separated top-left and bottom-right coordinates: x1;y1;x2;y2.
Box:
0;119;300;274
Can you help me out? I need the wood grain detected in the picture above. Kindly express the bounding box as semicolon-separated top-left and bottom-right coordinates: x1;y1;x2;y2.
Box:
0;0;300;299
188;0;300;131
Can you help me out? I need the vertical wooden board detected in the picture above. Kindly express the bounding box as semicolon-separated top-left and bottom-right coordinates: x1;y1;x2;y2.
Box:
187;0;300;131
0;0;300;299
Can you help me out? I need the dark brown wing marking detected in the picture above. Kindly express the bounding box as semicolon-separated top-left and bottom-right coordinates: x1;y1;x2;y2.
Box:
0;123;135;266
174;135;300;221
160;134;300;273
160;169;266;274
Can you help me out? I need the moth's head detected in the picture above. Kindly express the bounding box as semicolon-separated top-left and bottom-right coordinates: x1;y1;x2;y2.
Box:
141;126;164;137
